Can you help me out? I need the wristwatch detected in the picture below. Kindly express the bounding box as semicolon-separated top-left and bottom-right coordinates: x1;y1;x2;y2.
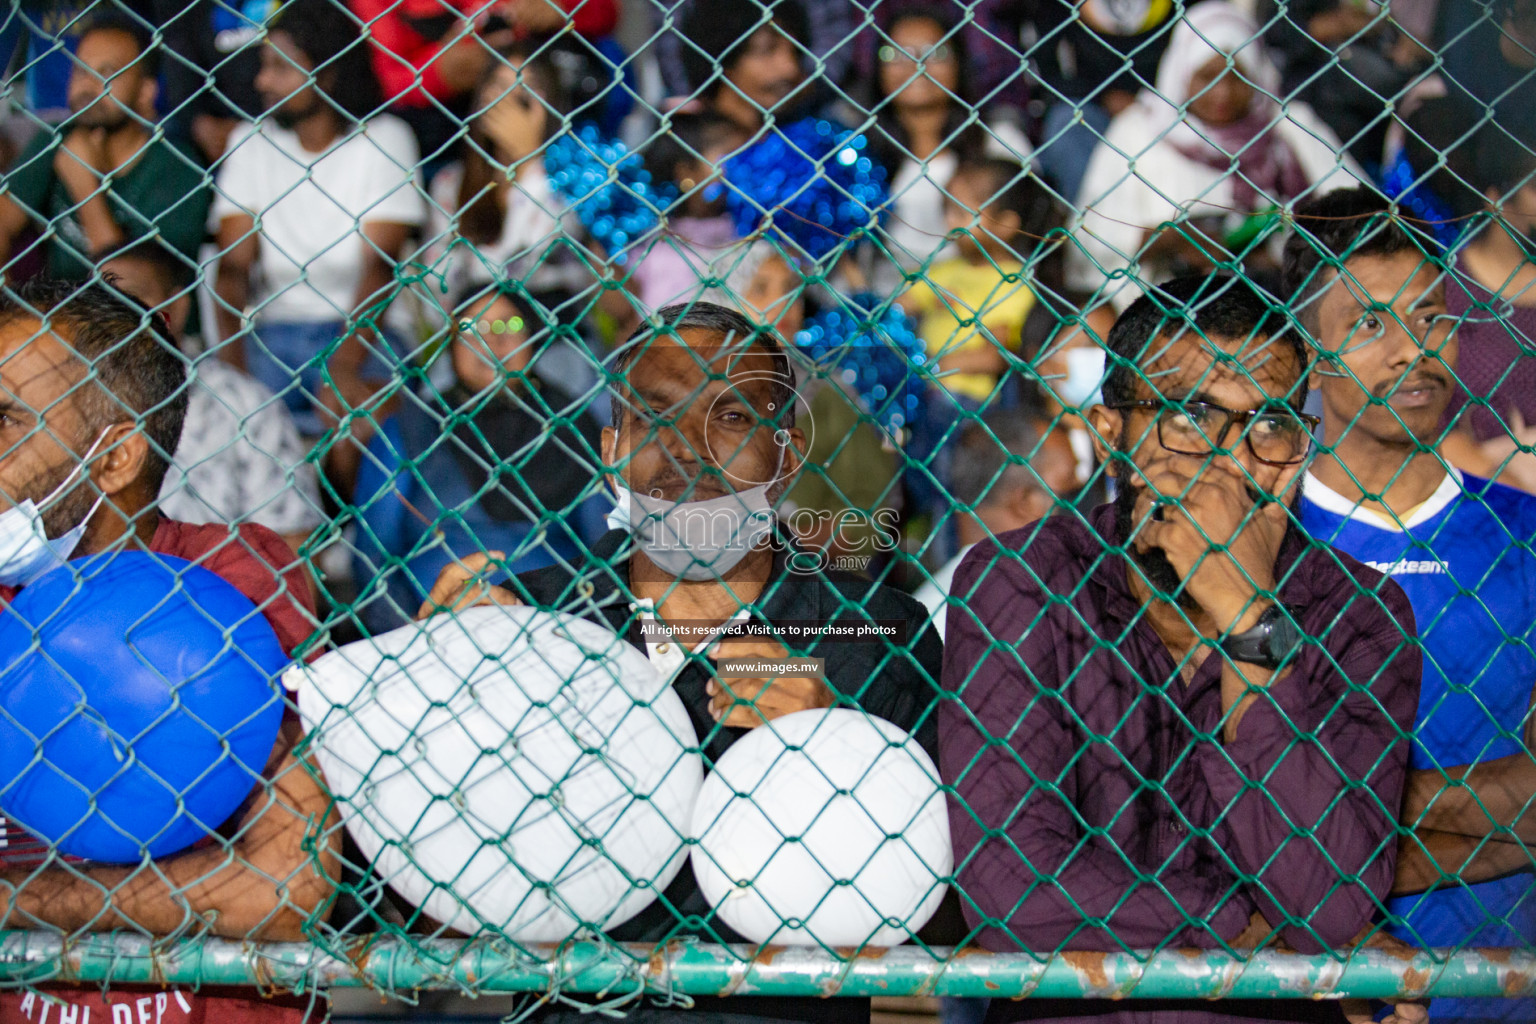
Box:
1219;603;1302;670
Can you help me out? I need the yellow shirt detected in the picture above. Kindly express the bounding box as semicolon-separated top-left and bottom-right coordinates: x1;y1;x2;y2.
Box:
906;258;1037;403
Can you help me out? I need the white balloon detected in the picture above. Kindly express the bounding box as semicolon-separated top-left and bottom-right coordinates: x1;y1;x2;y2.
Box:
690;708;951;947
291;605;702;941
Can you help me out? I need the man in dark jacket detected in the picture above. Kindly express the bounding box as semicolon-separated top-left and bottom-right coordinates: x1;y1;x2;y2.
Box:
422;300;943;1024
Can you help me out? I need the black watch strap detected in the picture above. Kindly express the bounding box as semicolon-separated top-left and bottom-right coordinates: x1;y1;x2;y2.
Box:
1219;603;1300;670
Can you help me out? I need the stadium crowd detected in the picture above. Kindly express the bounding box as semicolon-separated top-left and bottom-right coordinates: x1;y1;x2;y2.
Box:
0;1;1533;1023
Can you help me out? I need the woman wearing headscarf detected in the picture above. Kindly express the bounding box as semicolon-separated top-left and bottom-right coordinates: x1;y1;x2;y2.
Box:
1069;1;1362;309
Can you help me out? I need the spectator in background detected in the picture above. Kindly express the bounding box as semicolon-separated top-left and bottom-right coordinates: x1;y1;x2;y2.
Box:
1260;0;1425;170
1439;128;1536;493
1072;2;1360;310
0;14;210;279
865;3;1032;297
853;0;1029;114
424;47;610;397
351;284;606;633
153;0;276;163
657;0;853;110
350;0;619;160
630;112;748;313
913;412;1076;641
942;275;1420;1024
98;239;324;557
1435;0;1536;146
426;48;578;307
1025;0;1178;203
675;0;816;133
1286;186;1536;1024
903;159;1056;409
0;0;107;123
212;0;425;439
901;159;1060;560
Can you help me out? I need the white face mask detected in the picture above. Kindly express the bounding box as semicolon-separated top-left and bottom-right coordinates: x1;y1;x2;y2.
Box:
0;430;111;588
606;483;777;581
605;441;786;582
1056;347;1107;409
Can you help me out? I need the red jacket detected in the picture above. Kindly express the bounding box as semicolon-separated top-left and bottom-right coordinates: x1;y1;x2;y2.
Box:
352;0;620;108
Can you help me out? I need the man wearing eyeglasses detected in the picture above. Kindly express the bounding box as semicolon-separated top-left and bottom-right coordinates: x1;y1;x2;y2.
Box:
939;272;1421;1024
1288;186;1536;1024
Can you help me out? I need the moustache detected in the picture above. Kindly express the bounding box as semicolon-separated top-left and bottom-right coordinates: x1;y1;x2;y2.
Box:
1371;370;1449;400
637;469;730;502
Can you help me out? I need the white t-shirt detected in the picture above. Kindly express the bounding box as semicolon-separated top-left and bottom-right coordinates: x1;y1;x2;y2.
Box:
212;115;426;324
159;357;324;536
871;120;1033;297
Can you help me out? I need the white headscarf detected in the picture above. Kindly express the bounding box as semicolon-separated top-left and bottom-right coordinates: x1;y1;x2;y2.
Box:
1153;2;1281;114
1139;2;1308;207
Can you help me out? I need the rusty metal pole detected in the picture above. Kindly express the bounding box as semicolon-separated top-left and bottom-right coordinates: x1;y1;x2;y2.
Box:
2;936;1532;1001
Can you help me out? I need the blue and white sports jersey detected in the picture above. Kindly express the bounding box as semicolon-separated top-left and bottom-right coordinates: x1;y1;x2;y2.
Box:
1302;470;1536;1023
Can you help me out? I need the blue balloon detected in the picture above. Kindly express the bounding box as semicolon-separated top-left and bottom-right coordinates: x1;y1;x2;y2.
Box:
0;552;289;862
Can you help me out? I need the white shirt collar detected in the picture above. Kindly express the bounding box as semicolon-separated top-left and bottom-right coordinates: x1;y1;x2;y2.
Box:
1303;467;1463;533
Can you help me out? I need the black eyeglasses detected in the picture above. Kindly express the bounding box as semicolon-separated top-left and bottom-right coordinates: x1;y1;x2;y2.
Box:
1109;400;1320;466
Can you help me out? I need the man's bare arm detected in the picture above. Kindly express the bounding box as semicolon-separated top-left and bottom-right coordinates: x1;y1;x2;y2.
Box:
213;213;259;360
0;193;33;272
1403;755;1536;844
1;736;339;942
332;220;412;376
1393;827;1532;895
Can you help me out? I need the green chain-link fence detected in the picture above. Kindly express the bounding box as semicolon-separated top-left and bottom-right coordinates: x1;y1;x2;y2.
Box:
0;0;1533;1019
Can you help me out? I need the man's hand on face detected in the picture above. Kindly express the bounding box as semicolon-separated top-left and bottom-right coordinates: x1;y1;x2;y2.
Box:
704;635;834;728
1133;452;1303;634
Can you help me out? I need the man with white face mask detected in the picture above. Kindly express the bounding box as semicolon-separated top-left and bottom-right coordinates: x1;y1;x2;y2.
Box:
0;277;337;1024
422;301;945;1024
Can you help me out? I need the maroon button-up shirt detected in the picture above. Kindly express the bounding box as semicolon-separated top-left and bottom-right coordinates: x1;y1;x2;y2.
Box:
940;505;1420;1011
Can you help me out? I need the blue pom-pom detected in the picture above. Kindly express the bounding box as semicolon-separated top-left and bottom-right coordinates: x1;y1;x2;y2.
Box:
724;119;889;262
794;294;928;440
1379;150;1461;250
544;124;678;267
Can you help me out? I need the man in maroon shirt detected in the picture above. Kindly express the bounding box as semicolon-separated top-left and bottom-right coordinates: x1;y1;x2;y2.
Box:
940;273;1422;1023
0;277;336;1023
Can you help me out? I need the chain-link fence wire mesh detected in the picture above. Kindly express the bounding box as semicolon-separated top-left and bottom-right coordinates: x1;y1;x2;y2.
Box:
0;0;1532;1015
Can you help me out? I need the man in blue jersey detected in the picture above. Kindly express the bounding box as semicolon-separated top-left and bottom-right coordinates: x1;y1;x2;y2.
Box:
1285;186;1536;1024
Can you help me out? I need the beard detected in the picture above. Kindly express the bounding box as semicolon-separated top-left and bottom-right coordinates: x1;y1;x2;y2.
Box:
271;95;321;130
34;465;97;542
1113;478;1198;610
68;100;130;132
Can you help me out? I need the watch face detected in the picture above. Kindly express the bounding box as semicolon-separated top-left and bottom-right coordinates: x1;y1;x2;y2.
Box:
1266;609;1302;662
